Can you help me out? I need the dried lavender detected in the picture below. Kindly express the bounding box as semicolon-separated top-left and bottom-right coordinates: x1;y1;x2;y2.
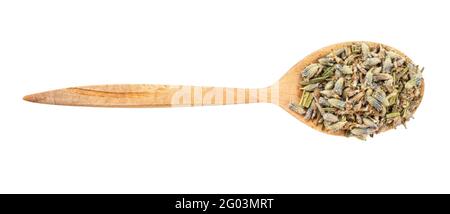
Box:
290;42;424;140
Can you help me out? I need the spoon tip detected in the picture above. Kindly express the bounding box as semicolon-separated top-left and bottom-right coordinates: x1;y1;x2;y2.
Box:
23;94;36;102
23;92;49;104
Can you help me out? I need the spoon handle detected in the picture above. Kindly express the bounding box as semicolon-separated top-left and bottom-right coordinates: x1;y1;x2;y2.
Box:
23;84;278;107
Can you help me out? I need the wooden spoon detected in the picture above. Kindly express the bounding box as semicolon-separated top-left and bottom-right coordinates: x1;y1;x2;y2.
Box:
23;41;424;137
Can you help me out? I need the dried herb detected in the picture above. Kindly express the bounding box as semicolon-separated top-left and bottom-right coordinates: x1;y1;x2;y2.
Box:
290;42;424;140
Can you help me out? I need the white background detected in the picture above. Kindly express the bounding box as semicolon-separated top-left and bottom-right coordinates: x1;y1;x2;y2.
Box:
0;0;449;193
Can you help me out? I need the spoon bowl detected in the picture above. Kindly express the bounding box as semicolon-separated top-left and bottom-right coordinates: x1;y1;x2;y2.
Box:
276;41;424;136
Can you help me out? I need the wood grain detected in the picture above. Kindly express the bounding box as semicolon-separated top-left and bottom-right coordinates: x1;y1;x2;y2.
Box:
23;84;278;107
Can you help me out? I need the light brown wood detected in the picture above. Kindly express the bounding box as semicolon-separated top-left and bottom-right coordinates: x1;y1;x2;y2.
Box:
23;41;424;136
23;84;276;107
